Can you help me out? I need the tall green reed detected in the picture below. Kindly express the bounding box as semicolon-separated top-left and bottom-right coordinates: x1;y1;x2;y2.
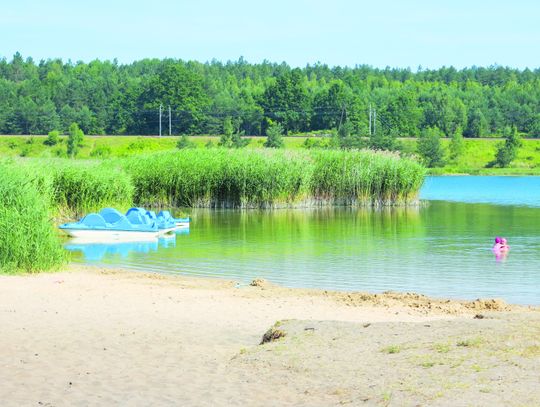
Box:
124;149;425;208
0;163;67;273
21;159;134;215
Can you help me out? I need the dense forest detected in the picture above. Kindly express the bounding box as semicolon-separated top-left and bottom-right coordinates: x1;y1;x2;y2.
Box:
0;52;539;137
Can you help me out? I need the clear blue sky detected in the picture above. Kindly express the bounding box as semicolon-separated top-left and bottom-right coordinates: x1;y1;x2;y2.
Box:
1;0;539;69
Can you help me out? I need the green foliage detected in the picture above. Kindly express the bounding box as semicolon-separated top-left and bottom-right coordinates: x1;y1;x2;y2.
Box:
529;115;540;138
0;164;66;273
219;117;250;148
142;63;209;134
260;68;310;133
417;127;446;168
333;120;365;149
264;122;284;148
492;127;522;167
44;161;134;214
90;145;112;158
176;135;196;149
465;108;489;137
19;146;30;157
67;123;84;157
449;126;465;162
310;150;425;204
231;132;250;148
303;137;330;149
123;149;425;208
44;130;60;146
124;149;311;208
219;117;235;147
369;129;402;151
1;54;540;137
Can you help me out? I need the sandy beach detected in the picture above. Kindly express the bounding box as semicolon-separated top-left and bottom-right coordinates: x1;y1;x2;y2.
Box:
1;266;539;406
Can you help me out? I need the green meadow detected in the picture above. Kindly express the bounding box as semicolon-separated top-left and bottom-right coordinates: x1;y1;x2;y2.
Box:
0;135;538;174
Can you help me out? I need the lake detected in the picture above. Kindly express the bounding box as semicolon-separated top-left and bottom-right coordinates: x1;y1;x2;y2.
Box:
67;176;540;305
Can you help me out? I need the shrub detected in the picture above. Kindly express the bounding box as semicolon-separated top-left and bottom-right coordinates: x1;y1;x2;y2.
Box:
90;145;112;158
19;146;31;157
176;135;196;149
44;130;60;146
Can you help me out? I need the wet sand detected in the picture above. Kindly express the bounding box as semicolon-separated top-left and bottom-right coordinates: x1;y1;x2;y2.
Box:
0;266;538;406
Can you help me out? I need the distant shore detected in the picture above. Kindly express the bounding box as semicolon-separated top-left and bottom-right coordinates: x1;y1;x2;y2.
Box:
0;266;538;406
0;135;539;176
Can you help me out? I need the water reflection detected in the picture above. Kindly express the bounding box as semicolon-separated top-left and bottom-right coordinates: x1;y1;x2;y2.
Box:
66;228;188;261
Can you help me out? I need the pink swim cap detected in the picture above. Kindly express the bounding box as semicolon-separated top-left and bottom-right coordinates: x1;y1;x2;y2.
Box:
495;236;502;244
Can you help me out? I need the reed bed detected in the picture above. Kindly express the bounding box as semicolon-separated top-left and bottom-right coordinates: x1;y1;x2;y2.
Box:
123;149;311;208
19;159;134;216
124;149;425;208
0;163;67;273
310;150;426;205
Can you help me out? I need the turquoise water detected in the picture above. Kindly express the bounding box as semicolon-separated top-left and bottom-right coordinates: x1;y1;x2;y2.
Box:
67;177;540;305
421;176;540;207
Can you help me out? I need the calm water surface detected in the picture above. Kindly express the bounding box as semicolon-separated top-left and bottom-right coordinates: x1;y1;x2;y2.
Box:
67;176;540;305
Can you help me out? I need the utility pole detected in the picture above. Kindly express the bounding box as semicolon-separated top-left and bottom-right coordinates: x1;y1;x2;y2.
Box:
159;104;163;137
373;109;377;135
369;104;372;136
168;105;172;136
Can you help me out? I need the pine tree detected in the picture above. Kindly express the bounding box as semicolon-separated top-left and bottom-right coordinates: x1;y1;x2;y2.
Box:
264;121;284;148
417;127;445;167
494;126;521;167
66;123;84;157
449;126;464;162
218;117;234;147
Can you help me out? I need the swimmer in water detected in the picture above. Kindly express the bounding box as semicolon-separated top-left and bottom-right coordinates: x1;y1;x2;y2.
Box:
493;236;503;251
493;236;509;262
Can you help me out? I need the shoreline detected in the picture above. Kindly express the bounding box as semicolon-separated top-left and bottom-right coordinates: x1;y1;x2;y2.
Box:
1;265;538;406
69;263;540;309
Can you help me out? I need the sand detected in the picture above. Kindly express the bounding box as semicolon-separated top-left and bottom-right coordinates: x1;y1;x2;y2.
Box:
0;266;538;406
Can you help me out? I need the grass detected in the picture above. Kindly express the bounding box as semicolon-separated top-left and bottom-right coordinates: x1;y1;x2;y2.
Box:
0;163;67;273
381;345;402;354
0;135;307;158
400;138;540;175
1;135;538;175
432;343;452;353
456;337;485;348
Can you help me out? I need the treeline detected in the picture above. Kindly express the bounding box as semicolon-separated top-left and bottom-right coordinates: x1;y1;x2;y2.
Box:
1;53;539;137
